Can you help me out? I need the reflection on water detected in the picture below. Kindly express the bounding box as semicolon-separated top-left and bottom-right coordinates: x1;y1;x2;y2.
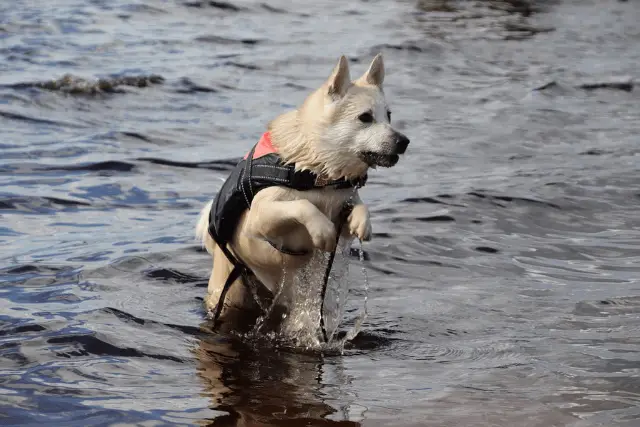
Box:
195;335;362;426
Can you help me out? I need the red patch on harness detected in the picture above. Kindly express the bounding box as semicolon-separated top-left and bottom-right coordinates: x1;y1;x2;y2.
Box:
243;132;276;160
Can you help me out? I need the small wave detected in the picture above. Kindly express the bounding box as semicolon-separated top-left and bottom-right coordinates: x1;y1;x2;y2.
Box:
416;215;456;222
0;323;46;337
413;0;556;41
173;77;218;94
42;160;137;173
224;61;261;70
402;196;464;206
120;4;168;15
467;191;562;209
119;132;152;142
103;307;205;336
283;82;309;91
579;80;634;92
194;35;261;45
1;160;137;177
574;297;640;317
259;3;287;14
534;80;634;93
183;1;289;14
0;110;83;128
184;0;246;11
372;42;431;53
0;264;68;276
474;246;499;254
483;0;547;17
4;74;164;95
136;157;237;171
0;196;91;212
5;157;235;176
48;334;184;362
144;267;207;285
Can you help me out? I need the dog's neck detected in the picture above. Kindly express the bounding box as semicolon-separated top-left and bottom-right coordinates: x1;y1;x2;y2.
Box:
267;110;369;182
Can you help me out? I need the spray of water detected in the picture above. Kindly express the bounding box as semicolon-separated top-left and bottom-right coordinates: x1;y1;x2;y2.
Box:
269;240;370;352
242;190;371;352
251;256;288;336
340;238;369;345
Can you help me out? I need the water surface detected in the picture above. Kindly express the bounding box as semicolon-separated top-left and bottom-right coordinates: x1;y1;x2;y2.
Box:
2;0;640;425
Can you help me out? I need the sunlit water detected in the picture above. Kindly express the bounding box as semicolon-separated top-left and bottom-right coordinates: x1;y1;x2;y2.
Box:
2;0;640;426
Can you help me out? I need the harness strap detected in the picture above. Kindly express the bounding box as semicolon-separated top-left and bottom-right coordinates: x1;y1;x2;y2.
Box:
251;164;291;185
241;145;257;209
210;263;245;329
208;215;241;268
319;204;353;343
250;164;368;192
207;219;247;327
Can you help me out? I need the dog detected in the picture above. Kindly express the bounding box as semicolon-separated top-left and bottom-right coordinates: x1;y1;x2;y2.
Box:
195;53;409;337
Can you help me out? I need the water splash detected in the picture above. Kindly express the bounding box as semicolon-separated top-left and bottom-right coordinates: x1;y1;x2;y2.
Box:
278;251;330;349
250;256;288;335
258;237;370;353
342;238;370;344
319;238;352;343
241;188;371;351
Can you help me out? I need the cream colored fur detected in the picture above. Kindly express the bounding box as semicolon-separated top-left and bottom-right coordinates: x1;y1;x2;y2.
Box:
195;54;408;333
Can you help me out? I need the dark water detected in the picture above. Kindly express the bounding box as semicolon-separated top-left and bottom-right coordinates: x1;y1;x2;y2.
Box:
2;0;640;425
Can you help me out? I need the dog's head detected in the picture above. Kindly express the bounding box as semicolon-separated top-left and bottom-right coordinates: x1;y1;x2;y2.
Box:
297;54;410;178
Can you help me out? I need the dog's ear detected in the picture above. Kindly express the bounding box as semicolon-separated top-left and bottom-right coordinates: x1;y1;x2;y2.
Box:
357;53;385;87
327;55;351;99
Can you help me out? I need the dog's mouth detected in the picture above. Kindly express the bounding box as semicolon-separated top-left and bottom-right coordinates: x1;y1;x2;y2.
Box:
359;151;400;168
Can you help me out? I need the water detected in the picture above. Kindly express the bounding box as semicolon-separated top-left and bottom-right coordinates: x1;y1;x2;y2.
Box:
2;0;640;425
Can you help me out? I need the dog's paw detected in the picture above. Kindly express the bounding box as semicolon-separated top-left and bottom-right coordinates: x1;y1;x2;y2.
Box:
307;218;338;252
348;204;372;241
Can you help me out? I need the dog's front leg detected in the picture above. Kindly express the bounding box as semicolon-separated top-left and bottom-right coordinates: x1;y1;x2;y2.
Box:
346;194;372;241
247;198;338;252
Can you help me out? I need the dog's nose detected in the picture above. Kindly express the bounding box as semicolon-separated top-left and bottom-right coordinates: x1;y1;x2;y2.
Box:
394;132;410;154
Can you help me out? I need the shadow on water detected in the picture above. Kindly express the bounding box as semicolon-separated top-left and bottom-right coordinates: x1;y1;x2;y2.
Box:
194;334;363;427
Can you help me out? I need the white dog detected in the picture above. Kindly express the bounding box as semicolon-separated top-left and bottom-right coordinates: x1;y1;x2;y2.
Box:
195;53;409;336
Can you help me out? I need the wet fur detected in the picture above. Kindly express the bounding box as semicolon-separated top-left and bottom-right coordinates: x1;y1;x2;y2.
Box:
195;54;409;333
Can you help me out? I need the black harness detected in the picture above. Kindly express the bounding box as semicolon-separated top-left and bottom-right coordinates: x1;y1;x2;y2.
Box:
207;133;367;341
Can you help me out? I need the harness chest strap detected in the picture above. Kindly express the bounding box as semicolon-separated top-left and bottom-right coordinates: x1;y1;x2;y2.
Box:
241;132;367;197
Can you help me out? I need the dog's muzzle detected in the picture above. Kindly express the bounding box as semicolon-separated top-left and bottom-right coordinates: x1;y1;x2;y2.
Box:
360;131;410;168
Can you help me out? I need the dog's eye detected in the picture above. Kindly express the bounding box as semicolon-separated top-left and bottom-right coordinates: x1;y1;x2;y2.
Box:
358;112;374;123
387;110;391;122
